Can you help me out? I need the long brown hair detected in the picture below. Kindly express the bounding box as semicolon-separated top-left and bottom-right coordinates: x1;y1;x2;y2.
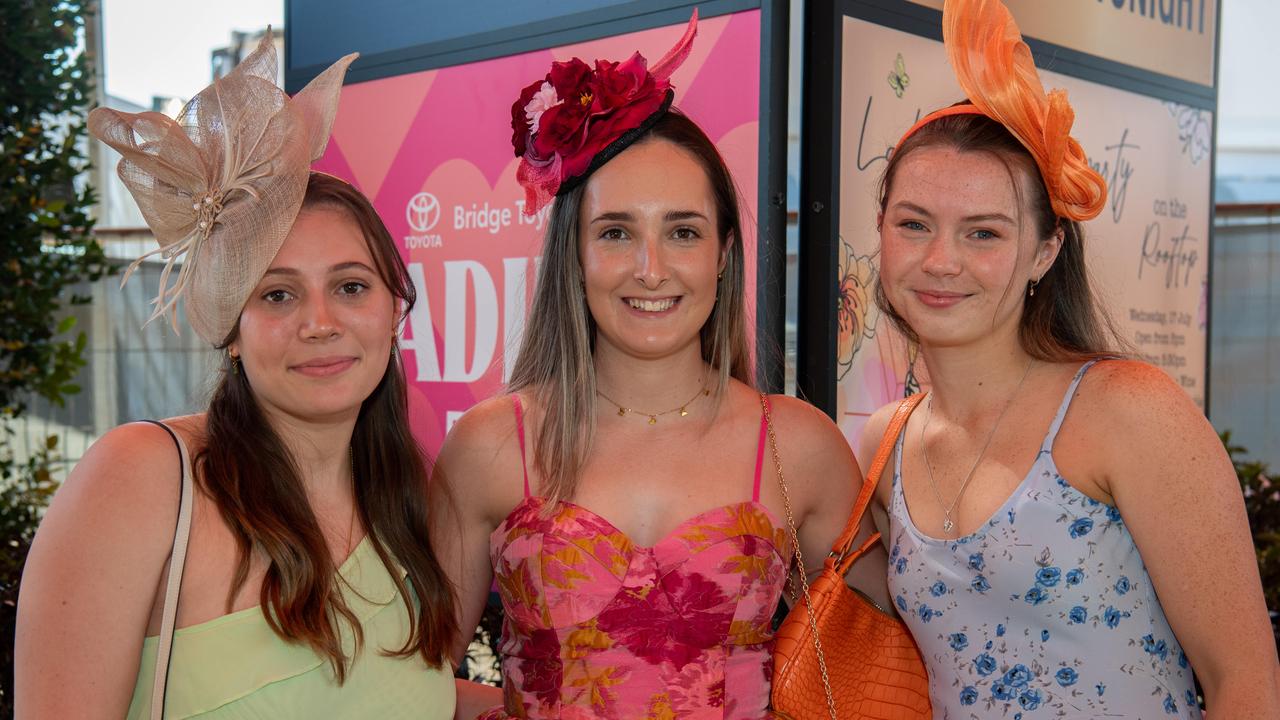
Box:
875;109;1123;360
197;173;457;680
507;110;753;504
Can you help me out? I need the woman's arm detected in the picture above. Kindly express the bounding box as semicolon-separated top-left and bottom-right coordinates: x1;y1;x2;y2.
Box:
768;395;888;610
15;422;183;719
431;396;522;716
453;678;503;720
1087;361;1280;718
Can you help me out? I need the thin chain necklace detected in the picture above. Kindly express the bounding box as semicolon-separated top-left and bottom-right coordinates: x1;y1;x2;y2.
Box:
596;383;710;425
920;358;1034;535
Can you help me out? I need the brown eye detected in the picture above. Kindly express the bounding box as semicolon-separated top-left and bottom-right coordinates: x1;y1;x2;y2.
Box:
262;289;292;304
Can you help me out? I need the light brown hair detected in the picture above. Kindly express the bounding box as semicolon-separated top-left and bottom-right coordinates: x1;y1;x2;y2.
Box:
198;172;457;680
507;110;753;505
876;108;1123;360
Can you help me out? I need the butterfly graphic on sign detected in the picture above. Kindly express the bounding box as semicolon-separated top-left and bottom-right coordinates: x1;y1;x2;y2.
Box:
887;53;910;98
1165;102;1211;166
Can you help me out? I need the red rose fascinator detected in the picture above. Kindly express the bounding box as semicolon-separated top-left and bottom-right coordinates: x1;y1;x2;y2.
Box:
88;31;356;345
896;0;1107;222
511;10;698;217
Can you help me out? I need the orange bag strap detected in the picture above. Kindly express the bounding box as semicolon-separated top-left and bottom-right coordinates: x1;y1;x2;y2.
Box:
829;393;926;575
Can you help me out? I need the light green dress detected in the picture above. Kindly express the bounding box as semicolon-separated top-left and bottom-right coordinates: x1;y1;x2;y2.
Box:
126;537;456;719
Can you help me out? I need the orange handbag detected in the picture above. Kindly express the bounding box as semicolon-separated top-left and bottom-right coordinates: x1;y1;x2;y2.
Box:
766;394;932;720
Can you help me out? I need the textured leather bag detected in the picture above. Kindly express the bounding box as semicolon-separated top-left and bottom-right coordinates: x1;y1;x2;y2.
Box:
767;394;932;720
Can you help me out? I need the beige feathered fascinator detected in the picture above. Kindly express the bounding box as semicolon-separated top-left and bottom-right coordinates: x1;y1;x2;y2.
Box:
88;31;357;345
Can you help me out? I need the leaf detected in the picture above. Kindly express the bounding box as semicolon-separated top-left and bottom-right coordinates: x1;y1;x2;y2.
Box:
55;315;76;334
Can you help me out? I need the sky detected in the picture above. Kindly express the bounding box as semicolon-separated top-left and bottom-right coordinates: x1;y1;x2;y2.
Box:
101;0;282;107
1217;0;1280;149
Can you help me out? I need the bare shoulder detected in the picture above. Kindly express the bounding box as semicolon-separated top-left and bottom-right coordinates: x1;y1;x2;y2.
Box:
59;418;193;513
437;393;522;474
433;393;525;523
1069;358;1217;469
32;417;199;575
763;393;850;459
758;392;860;504
1074;358;1203;431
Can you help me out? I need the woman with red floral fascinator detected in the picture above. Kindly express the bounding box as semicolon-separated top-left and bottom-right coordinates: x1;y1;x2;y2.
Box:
17;36;463;719
857;0;1280;717
431;12;885;718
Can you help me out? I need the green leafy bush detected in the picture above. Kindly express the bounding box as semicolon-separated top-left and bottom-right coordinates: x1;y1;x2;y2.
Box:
1;0;112;713
1221;432;1280;646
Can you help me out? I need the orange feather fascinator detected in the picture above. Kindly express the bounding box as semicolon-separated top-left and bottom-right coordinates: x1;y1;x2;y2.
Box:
897;0;1107;222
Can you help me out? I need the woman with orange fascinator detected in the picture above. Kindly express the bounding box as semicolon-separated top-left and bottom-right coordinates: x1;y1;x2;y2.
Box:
857;0;1280;717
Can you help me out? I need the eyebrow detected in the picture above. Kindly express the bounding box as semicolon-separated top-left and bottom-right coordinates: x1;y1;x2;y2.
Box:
891;201;1016;225
263;261;377;277
589;209;710;224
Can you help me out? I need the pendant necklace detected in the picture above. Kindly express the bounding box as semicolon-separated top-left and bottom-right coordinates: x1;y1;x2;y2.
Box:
597;383;710;425
920;358;1034;535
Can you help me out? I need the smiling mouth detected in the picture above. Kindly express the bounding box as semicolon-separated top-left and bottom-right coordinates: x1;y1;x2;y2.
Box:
914;290;970;308
625;297;679;312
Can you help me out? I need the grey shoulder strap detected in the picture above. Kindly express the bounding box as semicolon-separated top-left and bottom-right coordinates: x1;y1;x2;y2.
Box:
142;420;195;720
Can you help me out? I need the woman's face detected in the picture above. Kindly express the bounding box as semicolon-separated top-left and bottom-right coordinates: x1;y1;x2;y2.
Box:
231;206;397;425
878;145;1060;350
578;138;727;362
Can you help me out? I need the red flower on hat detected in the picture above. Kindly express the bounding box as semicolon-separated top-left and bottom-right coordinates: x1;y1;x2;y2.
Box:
511;10;698;217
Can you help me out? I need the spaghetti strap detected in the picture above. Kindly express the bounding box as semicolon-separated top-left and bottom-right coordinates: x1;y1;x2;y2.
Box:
512;396;531;498
752;396;770;502
1041;359;1102;453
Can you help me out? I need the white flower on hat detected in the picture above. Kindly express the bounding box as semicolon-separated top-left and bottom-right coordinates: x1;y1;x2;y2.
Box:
524;81;560;135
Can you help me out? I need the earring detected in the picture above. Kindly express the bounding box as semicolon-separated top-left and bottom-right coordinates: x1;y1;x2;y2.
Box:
229;352;240;374
1028;278;1039;297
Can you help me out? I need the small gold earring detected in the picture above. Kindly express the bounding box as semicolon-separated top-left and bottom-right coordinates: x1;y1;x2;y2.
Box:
1029;278;1039;297
229;352;240;374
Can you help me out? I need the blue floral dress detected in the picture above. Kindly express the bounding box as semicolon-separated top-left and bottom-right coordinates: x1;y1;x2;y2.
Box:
886;360;1198;719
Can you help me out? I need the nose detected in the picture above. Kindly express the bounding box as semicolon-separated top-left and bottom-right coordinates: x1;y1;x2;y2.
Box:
634;234;669;290
299;292;341;342
920;233;962;278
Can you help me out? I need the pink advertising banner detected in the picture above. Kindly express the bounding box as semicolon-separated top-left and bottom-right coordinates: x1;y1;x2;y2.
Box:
314;11;763;455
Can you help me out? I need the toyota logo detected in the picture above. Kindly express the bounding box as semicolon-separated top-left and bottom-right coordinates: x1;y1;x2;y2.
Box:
406;192;440;233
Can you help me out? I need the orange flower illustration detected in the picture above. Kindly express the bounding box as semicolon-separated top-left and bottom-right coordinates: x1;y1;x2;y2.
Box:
837;238;876;380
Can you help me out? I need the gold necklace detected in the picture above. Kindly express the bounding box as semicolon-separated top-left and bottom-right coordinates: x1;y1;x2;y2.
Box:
919;358;1034;535
596;384;710;425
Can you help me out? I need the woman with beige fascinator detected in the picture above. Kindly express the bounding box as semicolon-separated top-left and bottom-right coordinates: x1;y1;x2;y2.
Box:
15;34;467;719
857;0;1279;717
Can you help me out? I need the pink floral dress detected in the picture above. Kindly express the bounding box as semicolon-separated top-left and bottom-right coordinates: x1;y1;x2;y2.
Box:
479;398;791;719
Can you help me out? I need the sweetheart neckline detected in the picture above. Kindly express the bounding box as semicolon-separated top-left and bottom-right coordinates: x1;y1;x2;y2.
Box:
491;496;787;553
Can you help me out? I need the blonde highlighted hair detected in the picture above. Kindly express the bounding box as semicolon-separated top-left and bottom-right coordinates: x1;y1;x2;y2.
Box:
507;110;753;504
